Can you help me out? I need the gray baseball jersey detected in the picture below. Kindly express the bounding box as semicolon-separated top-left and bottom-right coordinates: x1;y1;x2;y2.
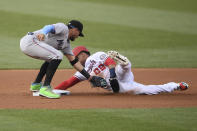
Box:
20;23;73;61
33;23;73;55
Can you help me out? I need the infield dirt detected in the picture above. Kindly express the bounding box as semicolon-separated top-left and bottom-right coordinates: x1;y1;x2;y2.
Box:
0;68;196;109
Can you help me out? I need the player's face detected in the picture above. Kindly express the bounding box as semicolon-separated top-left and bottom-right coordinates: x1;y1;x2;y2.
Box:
77;52;88;66
69;28;80;41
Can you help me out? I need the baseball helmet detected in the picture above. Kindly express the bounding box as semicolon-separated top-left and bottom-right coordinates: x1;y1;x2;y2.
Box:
72;46;90;57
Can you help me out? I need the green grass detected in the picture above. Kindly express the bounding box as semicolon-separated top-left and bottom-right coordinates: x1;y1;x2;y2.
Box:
74;0;197;13
0;108;196;131
0;2;196;131
0;0;197;69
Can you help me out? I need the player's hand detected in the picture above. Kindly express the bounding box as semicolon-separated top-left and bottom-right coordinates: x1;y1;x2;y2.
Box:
37;34;45;41
90;76;107;88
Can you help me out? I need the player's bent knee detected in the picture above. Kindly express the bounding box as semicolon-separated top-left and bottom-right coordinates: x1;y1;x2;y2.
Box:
53;51;63;60
57;52;63;60
127;62;132;68
20;41;28;53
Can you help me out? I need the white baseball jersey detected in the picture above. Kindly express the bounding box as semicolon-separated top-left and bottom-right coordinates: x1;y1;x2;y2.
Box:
74;52;179;94
74;52;135;90
74;52;110;81
20;23;73;62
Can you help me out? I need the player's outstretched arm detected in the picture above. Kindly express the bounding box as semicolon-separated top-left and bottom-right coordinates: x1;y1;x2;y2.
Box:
65;54;107;87
54;76;80;90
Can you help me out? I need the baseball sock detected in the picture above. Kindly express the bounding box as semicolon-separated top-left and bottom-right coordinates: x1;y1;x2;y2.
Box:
34;61;49;83
43;59;61;87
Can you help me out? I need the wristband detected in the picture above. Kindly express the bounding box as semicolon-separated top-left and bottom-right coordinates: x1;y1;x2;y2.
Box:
70;58;79;66
80;69;90;79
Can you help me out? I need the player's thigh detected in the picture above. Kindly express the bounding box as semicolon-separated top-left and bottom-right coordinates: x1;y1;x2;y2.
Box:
23;41;63;61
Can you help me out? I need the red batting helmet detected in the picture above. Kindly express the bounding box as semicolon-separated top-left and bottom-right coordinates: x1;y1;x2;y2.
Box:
72;46;90;57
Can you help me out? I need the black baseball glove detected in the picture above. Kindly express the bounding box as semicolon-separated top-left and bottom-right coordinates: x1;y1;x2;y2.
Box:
90;76;107;87
109;78;120;93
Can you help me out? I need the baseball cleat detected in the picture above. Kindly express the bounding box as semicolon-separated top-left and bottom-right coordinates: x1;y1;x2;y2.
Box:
39;86;60;99
52;89;71;95
177;82;189;91
107;51;129;66
30;83;42;91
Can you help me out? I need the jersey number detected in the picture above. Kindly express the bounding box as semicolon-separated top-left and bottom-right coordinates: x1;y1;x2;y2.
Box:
93;64;106;75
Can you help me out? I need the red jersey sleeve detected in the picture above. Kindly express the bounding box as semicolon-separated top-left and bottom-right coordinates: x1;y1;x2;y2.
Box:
54;76;80;90
104;57;116;66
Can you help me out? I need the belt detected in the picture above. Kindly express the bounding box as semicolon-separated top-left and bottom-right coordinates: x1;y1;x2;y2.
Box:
27;32;34;35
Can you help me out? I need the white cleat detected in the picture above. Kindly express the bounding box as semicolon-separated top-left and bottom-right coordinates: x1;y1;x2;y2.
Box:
107;51;129;66
52;89;71;95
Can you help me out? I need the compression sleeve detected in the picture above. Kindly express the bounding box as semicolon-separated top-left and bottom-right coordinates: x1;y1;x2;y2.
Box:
54;76;80;90
104;57;116;66
104;57;117;78
42;25;55;35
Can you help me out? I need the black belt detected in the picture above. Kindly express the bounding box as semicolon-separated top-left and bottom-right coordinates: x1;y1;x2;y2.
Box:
27;32;34;35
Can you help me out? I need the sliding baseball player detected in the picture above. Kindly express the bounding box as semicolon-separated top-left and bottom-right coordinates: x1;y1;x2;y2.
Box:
54;46;189;95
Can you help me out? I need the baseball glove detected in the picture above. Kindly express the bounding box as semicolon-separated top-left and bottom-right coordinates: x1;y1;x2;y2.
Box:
109;78;120;93
90;76;107;87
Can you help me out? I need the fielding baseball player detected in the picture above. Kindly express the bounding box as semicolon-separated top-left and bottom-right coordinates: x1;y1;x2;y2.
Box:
54;46;189;95
20;20;107;99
